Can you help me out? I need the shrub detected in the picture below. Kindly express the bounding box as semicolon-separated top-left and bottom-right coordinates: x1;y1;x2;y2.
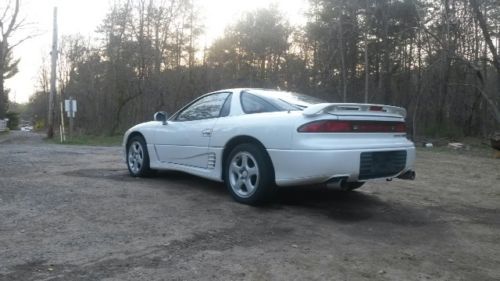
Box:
6;112;19;130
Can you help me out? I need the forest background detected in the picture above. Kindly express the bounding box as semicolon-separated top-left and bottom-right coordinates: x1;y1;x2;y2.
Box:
2;0;500;139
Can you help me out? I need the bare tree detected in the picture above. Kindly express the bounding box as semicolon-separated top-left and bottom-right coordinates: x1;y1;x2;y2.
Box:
469;0;500;75
25;0;500;138
0;0;20;118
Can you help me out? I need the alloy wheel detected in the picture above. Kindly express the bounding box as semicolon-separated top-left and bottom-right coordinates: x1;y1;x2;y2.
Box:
128;141;144;174
228;151;260;198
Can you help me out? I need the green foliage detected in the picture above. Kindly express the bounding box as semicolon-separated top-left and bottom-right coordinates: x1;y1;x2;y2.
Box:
8;101;30;120
1;32;22;119
422;123;465;140
34;119;45;130
26;91;49;129
47;134;122;146
6;112;19;130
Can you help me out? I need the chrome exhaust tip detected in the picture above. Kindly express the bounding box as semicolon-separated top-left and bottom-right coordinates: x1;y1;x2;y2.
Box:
397;170;416;180
325;176;348;189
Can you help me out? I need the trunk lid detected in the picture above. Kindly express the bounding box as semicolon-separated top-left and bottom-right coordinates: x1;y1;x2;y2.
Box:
302;103;406;119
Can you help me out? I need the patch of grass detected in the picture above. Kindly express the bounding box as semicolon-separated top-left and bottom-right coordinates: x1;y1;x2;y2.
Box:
416;136;494;158
421;123;465;140
0;130;9;140
47;134;122;146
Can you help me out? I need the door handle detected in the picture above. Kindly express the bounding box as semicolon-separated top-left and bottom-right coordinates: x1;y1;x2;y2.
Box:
202;129;212;137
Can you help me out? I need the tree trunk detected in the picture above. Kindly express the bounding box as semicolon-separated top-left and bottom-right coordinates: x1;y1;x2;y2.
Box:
469;0;500;76
338;14;347;102
0;47;5;118
364;27;369;103
0;0;21;119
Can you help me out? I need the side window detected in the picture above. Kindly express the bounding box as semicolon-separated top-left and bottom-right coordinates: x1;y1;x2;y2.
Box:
219;94;232;117
241;92;279;114
176;92;230;121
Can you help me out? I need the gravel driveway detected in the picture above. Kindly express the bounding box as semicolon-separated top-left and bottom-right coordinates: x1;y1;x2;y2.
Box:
0;131;499;281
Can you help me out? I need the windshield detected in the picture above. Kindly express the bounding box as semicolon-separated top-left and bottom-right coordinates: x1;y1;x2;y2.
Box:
245;89;326;111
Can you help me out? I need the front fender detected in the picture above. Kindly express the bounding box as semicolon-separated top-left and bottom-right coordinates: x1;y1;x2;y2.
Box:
122;121;160;160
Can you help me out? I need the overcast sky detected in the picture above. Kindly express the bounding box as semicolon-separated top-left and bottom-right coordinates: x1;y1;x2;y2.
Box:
5;0;308;103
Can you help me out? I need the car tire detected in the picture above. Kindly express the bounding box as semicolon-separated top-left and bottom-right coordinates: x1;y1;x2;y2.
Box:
126;135;153;177
224;143;275;205
342;182;365;191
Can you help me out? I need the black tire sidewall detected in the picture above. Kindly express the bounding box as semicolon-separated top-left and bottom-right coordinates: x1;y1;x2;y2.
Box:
224;143;274;205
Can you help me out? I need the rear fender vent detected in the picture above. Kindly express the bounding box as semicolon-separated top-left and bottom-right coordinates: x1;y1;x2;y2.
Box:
207;153;216;169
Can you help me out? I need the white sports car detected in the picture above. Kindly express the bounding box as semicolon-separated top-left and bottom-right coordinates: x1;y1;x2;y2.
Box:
123;88;416;205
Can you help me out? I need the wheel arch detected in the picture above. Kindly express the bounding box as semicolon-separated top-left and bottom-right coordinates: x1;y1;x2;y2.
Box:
126;131;146;152
221;135;276;182
125;131;155;177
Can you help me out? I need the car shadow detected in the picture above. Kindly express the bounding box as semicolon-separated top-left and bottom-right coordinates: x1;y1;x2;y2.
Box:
274;185;432;226
152;170;228;195
154;172;429;225
274;186;385;221
109;170;432;226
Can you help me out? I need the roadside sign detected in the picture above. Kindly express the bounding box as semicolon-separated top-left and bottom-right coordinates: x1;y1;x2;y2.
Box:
64;98;77;118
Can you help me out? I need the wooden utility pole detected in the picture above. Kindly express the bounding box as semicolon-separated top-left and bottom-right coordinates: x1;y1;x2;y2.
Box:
47;7;57;138
68;97;74;137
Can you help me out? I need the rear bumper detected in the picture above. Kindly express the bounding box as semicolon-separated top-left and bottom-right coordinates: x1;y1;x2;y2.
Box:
268;145;416;186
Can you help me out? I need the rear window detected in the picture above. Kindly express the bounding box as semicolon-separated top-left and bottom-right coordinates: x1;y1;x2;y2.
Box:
241;92;281;114
243;90;326;111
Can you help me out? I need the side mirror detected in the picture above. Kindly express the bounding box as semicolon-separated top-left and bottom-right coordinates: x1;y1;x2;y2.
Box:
154;111;168;125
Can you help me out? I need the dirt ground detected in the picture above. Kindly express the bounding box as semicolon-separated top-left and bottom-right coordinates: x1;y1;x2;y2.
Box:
0;131;499;281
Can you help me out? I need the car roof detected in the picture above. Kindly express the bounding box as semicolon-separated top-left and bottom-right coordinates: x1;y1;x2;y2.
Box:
205;88;325;107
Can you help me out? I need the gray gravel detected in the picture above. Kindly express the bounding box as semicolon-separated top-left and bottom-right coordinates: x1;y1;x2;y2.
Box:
0;131;499;281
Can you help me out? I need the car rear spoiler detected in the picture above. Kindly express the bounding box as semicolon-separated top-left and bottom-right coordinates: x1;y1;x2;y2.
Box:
302;103;407;118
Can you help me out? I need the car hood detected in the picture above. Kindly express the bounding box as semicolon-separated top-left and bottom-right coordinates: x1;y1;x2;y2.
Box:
127;121;158;131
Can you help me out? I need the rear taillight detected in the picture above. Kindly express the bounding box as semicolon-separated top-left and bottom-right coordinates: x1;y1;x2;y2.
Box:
369;105;385;111
297;120;406;133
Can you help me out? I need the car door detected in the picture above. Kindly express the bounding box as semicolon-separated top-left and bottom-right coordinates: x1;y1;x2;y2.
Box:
154;92;231;168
